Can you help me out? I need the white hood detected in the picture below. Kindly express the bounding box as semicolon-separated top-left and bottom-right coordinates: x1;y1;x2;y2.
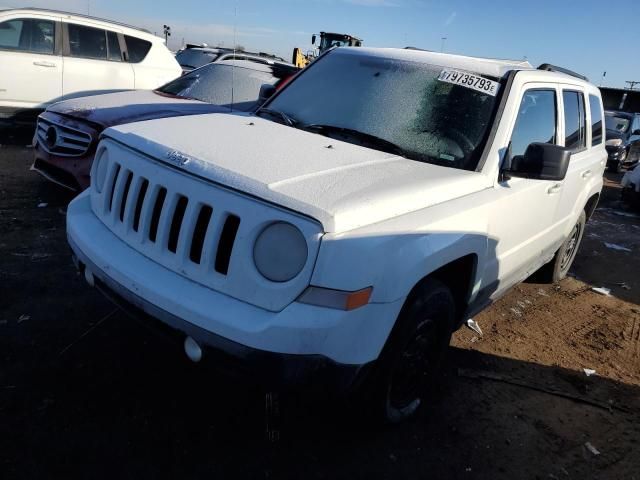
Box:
104;113;490;232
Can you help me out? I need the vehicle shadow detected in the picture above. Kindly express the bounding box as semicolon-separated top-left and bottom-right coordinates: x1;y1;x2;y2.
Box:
2;324;638;480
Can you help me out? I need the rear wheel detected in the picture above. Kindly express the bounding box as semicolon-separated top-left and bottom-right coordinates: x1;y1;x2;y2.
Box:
536;210;586;283
357;278;455;423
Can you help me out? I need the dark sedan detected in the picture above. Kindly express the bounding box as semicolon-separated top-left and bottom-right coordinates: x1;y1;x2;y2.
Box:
604;110;640;172
32;60;298;190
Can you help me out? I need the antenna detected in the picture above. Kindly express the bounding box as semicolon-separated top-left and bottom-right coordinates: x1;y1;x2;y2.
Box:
231;2;237;112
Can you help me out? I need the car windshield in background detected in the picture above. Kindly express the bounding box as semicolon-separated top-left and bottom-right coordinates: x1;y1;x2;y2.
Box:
605;114;630;133
157;63;278;110
264;51;503;170
175;49;220;69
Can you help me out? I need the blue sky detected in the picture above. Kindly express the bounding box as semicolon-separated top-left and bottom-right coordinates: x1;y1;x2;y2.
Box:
6;0;639;88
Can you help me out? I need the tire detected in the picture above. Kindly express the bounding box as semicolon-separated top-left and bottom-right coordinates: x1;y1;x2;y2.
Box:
355;278;455;424
536;210;586;283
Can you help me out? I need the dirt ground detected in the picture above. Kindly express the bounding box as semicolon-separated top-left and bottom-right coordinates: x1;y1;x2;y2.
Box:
1;141;639;479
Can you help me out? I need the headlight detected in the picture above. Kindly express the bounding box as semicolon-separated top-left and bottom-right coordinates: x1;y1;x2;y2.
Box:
93;147;109;193
253;222;308;282
606;138;623;147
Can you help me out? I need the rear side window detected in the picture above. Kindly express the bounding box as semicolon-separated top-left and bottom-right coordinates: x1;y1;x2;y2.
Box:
589;95;603;146
510;89;557;158
562;91;586;151
124;35;151;63
68;23;106;60
0;18;55;54
107;31;121;61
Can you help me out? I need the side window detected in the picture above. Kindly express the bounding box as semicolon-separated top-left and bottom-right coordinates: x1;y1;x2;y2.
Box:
510;89;557;158
562;90;586;151
0;18;55;54
107;31;121;61
124;35;152;63
68;23;107;60
588;94;603;146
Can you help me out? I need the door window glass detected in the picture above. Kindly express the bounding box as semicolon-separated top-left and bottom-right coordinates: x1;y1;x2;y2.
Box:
107;31;121;61
510;89;557;157
68;23;107;59
588;94;603;145
124;35;152;63
0;18;55;54
563;90;586;150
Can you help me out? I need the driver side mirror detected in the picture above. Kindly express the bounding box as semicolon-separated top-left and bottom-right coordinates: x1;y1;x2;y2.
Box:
258;83;276;104
505;143;571;181
311;34;316;45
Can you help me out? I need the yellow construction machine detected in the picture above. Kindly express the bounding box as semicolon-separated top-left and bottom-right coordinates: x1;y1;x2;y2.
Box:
292;31;363;68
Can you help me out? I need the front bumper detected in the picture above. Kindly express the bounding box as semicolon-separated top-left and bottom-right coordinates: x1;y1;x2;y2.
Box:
67;191;404;384
32;141;92;191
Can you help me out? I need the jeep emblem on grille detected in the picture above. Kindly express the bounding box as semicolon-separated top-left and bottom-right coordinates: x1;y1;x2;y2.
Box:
45;126;58;148
166;150;190;167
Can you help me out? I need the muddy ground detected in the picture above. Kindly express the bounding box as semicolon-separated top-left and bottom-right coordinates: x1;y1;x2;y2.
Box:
1;143;639;479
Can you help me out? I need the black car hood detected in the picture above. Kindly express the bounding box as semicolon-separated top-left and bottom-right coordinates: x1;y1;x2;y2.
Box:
47;90;232;128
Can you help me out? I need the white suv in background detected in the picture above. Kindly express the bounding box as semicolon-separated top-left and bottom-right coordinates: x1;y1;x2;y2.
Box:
67;48;606;422
0;8;181;119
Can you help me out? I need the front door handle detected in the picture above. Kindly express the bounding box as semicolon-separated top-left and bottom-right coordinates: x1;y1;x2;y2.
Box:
581;170;592;179
547;183;562;195
33;61;56;68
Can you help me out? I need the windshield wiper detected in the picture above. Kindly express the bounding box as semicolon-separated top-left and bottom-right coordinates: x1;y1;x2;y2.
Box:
256;108;298;127
301;124;408;157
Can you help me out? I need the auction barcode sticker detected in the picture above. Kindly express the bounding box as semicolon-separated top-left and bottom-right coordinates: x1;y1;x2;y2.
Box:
437;69;500;96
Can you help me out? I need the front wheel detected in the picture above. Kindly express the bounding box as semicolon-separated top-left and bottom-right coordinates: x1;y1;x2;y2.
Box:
536;210;586;283
356;278;455;423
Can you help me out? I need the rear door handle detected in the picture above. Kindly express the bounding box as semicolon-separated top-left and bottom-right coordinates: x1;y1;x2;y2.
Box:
33;61;56;68
547;183;562;194
581;170;592;179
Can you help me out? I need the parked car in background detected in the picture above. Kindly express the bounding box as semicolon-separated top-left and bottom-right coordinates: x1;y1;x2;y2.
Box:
621;164;640;210
67;47;604;422
0;8;181;128
176;45;291;74
605;110;640;172
32;60;297;190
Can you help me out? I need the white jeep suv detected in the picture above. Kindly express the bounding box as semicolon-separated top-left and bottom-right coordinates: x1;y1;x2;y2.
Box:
0;8;181;122
66;47;605;422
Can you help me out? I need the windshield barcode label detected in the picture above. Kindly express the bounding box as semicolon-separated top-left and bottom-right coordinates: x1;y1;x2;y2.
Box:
437;69;500;96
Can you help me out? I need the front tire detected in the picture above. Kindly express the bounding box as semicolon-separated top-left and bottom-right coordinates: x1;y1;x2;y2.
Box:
537;210;586;283
357;278;455;423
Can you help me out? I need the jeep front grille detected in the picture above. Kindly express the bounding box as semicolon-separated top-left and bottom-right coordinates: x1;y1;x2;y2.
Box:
89;139;323;312
101;161;241;274
36;116;92;157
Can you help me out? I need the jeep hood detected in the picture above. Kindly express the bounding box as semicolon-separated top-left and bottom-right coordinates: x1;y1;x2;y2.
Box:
48;90;230;128
104;113;490;233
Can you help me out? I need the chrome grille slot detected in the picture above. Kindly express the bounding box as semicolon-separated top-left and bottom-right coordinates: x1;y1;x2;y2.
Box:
168;196;189;253
215;215;241;275
148;188;167;243
119;172;134;222
36;116;92;157
132;179;149;232
189;205;213;264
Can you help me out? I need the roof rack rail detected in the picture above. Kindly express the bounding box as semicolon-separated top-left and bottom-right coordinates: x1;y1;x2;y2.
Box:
537;63;588;81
